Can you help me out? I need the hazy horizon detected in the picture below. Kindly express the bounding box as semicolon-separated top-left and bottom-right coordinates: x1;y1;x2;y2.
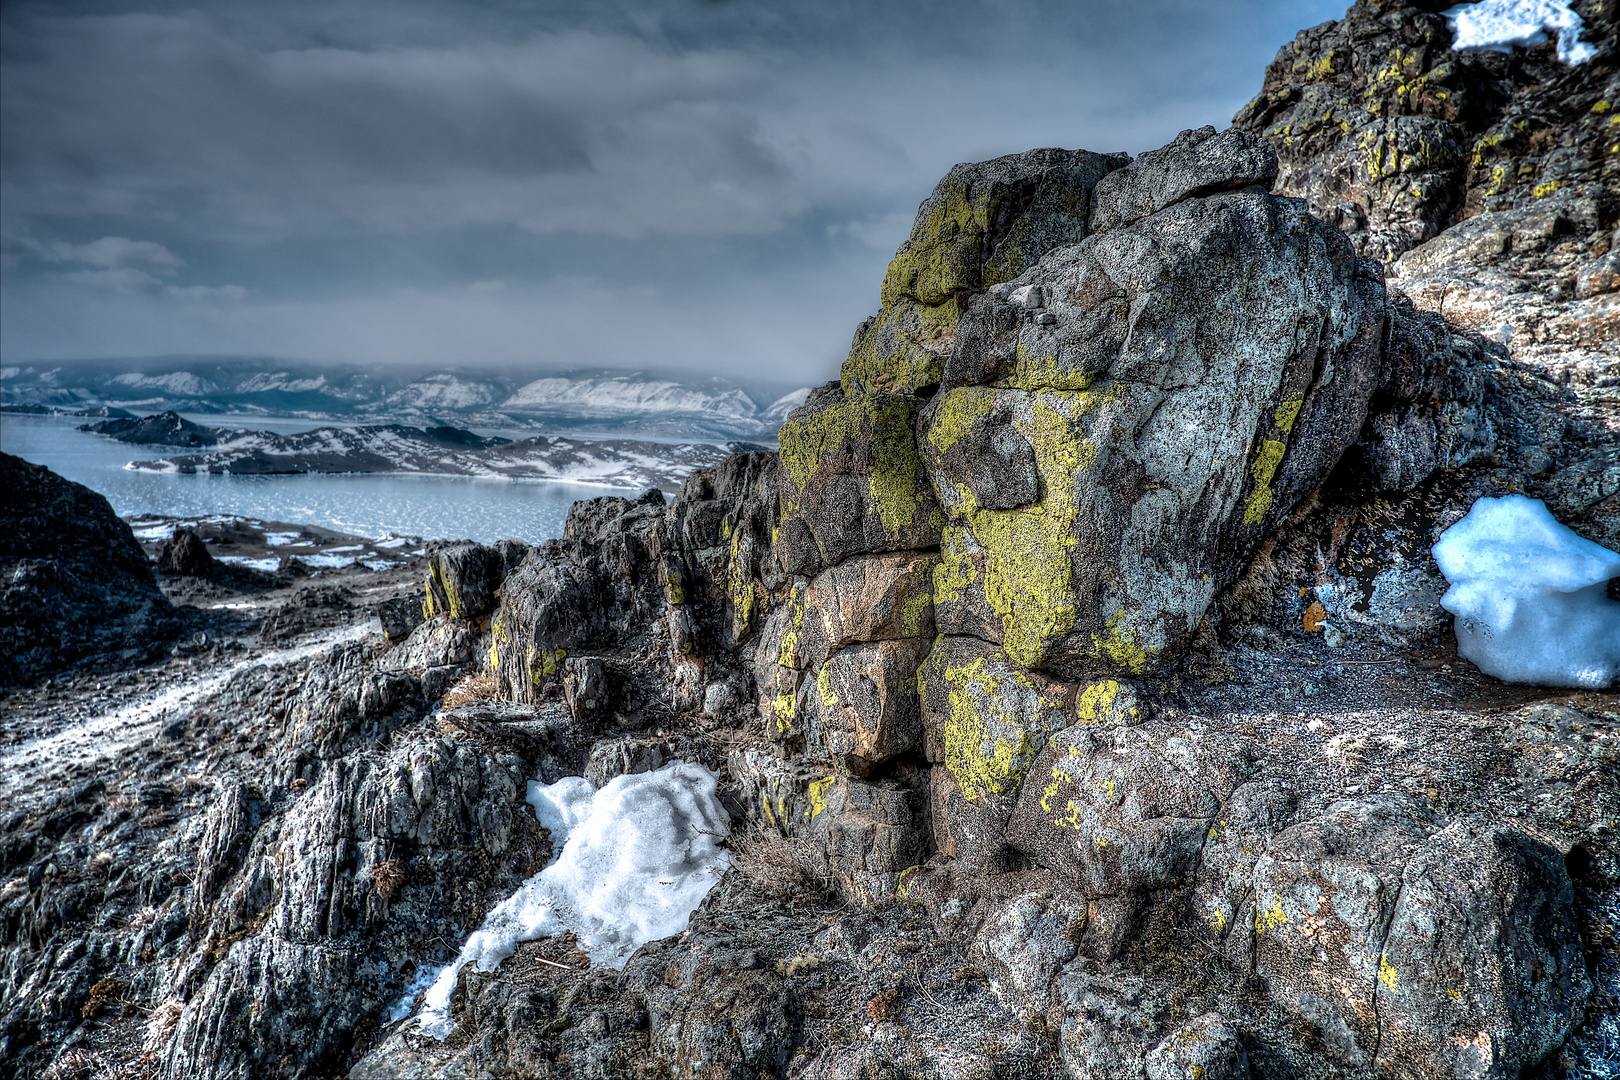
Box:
2;0;1344;383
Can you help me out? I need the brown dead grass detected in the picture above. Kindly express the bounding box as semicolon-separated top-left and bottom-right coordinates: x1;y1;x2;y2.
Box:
442;674;499;709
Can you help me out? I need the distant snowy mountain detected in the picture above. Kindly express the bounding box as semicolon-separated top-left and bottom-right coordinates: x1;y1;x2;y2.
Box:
88;413;761;492
1;359;810;440
380;372;509;412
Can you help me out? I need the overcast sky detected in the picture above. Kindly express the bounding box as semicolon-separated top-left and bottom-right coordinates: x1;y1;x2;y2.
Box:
0;0;1345;386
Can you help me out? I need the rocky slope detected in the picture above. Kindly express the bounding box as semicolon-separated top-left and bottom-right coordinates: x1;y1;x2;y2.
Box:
3;3;1619;1079
0;453;183;687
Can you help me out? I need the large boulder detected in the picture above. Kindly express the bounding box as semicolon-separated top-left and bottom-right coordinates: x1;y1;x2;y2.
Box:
842;147;1127;397
923;162;1386;677
0;452;178;685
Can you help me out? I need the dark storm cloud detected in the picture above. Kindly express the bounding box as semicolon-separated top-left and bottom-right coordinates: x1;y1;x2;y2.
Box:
0;0;1347;377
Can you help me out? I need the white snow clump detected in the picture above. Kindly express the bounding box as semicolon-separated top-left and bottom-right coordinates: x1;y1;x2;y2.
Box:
1431;494;1620;688
1444;0;1597;65
414;760;731;1039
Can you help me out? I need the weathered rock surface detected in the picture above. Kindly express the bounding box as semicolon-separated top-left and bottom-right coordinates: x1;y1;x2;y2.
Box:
0;451;180;685
925;167;1386;677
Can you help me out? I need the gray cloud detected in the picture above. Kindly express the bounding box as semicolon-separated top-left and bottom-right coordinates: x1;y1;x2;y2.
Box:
0;0;1348;380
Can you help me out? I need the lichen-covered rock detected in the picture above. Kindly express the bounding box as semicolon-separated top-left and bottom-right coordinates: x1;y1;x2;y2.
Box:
843;148;1126;396
1144;1012;1249;1080
1373;822;1589;1077
1231;0;1619;262
422;542;507;621
918;636;1071;872
925;184;1385;676
775;389;941;576
664;453;781;648
1007;724;1218;957
1089;125;1279;234
801;774;929;902
488;551;607;703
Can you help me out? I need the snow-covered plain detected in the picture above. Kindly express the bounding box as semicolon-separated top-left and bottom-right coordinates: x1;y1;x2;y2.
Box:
1432;495;1620;688
1445;0;1597;64
413;761;731;1039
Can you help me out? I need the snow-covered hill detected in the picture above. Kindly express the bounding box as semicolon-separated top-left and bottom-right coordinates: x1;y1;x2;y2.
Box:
2;360;811;440
87;413;763;492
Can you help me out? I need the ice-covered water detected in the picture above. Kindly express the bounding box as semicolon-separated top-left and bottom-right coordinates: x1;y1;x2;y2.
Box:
1;413;621;543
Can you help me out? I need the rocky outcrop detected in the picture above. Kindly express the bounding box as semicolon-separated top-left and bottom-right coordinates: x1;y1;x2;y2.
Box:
154;529;219;577
6;4;1620;1078
1232;0;1618;263
0;452;180;685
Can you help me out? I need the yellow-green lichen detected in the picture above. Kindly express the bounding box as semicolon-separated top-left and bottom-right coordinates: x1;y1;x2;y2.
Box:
960;392;1105;668
1242;439;1288;526
1256;898;1287;934
1088;611;1151;675
423;559;464;620
1533;178;1563;199
900;580;934;639
1379;957;1400;992
528;646;567;686
1008;339;1100;392
806;776;835;820
933;525;978;608
932;651;1063;801
925;387;998;457
1274;397;1304;434
881;182;1000;309
488;613;508;672
1075;679;1138;724
726;529;756;635
842;305;945;395
778;394;928;541
816;664;838;713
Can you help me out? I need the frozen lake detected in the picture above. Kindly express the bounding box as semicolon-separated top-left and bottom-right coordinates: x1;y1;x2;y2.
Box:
1;412;633;543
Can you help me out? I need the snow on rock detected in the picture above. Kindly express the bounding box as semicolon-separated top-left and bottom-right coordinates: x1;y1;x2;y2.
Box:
1444;0;1597;65
415;760;731;1039
1432;495;1620;688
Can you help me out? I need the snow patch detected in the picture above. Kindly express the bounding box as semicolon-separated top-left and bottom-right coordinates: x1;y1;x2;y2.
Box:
1432;495;1620;688
215;555;281;572
415;761;730;1039
1445;0;1596;64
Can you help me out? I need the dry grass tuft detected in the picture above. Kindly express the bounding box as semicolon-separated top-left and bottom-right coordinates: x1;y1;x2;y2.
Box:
371;858;407;900
866;987;899;1021
727;828;835;902
443;674;499;709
